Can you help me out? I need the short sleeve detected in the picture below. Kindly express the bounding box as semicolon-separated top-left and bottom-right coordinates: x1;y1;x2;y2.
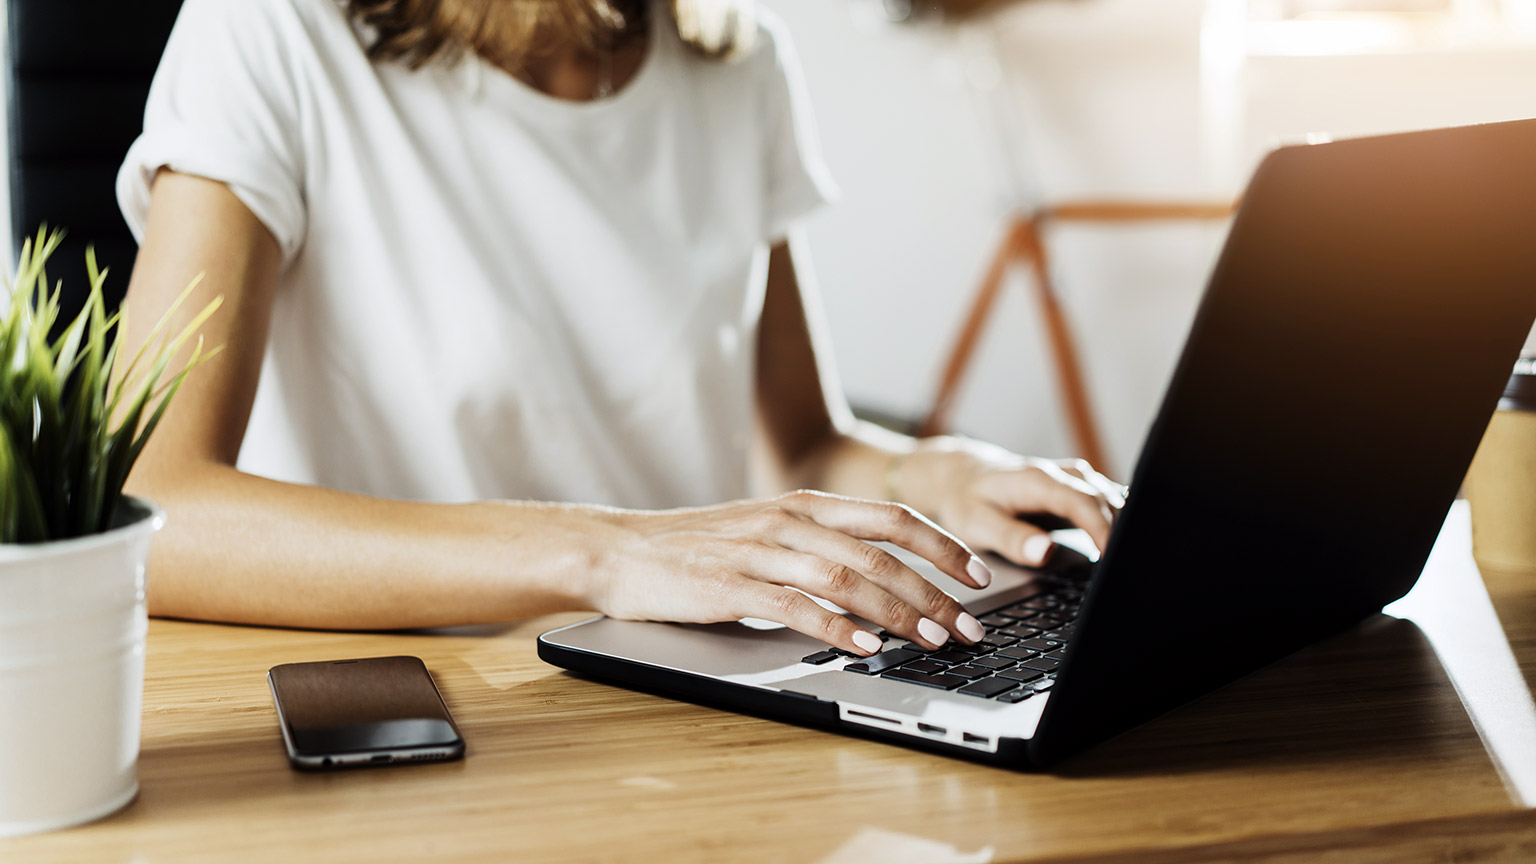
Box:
756;12;840;244
117;0;309;266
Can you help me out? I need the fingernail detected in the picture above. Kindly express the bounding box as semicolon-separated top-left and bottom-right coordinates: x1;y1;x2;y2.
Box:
917;617;950;648
852;630;884;655
1023;535;1055;566
967;555;993;588
956;612;986;643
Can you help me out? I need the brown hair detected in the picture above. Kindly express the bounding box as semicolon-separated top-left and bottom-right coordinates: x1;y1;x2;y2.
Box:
345;0;756;69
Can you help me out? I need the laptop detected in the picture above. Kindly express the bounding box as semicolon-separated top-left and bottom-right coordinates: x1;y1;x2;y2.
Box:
538;119;1536;768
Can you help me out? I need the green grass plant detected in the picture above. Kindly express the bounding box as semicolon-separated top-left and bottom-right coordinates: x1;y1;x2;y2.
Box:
0;227;220;543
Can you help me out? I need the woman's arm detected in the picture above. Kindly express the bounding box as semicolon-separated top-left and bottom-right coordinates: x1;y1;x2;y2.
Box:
121;171;988;653
120;170;604;628
755;234;1122;567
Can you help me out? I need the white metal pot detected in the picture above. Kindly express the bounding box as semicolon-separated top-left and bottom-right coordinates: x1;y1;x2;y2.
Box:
0;497;163;837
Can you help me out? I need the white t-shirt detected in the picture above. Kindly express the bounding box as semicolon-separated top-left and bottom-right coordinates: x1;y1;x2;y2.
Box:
118;0;836;509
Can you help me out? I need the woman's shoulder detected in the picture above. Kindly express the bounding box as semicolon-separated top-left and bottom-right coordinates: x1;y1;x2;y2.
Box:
169;0;359;62
673;4;802;93
174;0;351;27
733;5;799;73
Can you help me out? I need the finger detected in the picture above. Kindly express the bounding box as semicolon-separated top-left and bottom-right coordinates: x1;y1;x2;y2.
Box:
757;528;983;647
779;490;993;591
1056;459;1127;510
985;465;1115;552
733;581;885;656
1033;463;1117;550
963;502;1059;568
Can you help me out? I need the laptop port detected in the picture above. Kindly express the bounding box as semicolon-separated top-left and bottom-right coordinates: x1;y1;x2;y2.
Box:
846;709;900;727
917;723;946;736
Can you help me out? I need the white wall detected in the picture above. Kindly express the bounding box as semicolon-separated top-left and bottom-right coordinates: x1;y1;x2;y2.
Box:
762;0;1226;476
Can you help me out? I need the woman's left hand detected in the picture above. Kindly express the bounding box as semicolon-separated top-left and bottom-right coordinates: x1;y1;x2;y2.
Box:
891;438;1125;568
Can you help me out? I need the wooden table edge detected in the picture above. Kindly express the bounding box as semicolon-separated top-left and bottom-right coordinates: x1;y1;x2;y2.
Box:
1025;805;1536;864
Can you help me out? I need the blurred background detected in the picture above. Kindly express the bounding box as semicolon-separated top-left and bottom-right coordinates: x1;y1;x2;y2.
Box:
762;0;1536;477
7;0;1536;477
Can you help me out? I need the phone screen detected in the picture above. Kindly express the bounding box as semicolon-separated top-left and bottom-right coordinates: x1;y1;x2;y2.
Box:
267;656;465;769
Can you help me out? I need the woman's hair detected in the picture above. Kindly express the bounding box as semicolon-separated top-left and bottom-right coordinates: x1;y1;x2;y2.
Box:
345;0;756;69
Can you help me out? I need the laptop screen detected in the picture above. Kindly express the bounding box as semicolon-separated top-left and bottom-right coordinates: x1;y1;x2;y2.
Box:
1032;119;1536;764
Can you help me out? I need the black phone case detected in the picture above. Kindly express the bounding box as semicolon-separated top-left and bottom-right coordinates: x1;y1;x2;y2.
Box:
267;655;465;770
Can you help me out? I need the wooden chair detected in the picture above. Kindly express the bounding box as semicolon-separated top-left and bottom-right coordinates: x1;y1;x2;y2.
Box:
920;200;1235;473
898;0;1237;474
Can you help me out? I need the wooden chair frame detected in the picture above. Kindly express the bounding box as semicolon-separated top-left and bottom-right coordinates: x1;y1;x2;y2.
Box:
921;200;1237;473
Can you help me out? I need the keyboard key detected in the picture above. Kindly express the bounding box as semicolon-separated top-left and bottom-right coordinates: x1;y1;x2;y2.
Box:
843;648;922;675
1017;638;1064;652
1030;615;1068;630
979;634;1018;649
996;668;1043;683
945;664;991;680
904;659;951;675
957;677;1019;698
929;649;976;665
970;655;1016;670
999;626;1042;639
897;642;933;654
1004;586;1044;603
881;668;968;690
1030;678;1057;692
1042;649;1068;661
1016;657;1061;673
996;645;1039;660
801;650;840;665
1041;628;1076;641
996;689;1037;704
979;614;1014;628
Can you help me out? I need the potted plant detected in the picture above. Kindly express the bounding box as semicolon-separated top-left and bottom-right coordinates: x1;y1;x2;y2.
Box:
0;228;218;836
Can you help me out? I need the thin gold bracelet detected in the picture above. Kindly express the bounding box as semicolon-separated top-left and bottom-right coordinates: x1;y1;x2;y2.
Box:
883;450;911;503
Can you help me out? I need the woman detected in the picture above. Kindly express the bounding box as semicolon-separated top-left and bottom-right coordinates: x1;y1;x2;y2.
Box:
116;0;1121;657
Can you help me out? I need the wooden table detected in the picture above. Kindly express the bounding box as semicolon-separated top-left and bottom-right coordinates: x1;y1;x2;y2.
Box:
5;503;1535;862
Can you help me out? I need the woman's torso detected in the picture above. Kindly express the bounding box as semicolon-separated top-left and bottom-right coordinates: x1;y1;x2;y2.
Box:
123;0;823;508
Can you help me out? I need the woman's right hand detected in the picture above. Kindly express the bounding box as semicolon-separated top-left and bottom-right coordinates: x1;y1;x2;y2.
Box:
588;490;994;656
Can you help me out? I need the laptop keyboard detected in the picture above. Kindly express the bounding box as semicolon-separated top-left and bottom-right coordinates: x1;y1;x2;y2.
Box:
799;580;1085;704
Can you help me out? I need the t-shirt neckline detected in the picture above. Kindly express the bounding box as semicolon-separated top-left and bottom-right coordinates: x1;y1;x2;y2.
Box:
464;11;670;122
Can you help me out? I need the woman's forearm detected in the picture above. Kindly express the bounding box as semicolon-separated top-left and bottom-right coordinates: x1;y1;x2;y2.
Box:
783;424;1039;533
131;465;612;629
774;419;913;504
132;462;994;653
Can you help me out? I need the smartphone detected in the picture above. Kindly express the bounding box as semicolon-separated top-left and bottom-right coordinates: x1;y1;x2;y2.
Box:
267;655;465;770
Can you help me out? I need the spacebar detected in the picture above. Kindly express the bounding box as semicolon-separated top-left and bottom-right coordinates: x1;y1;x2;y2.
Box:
882;668;967;690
